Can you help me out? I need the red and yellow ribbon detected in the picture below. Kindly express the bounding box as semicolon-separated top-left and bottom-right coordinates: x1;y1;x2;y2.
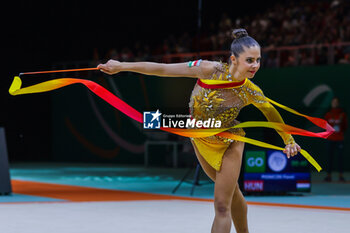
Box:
9;76;334;172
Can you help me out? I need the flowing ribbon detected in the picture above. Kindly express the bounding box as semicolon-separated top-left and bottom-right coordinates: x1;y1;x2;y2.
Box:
9;76;333;172
266;97;334;136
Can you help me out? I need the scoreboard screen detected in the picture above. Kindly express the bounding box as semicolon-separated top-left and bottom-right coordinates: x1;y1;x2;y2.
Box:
243;150;311;193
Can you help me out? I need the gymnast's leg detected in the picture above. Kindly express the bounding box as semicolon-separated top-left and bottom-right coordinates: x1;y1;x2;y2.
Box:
231;184;249;232
211;141;246;233
190;140;216;181
191;140;247;233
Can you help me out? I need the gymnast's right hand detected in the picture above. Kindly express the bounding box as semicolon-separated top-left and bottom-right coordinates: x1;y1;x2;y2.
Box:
97;59;122;75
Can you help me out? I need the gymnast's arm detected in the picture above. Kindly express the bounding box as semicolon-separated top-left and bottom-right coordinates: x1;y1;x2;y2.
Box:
246;80;302;158
252;100;301;158
244;81;299;153
97;59;215;79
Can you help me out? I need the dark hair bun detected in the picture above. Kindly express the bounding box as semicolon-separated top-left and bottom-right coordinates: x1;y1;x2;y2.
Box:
232;29;248;39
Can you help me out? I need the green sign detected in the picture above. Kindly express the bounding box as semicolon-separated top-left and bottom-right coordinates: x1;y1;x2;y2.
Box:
245;151;266;173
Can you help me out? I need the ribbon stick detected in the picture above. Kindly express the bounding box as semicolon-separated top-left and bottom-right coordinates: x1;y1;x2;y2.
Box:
19;67;99;76
9;76;332;172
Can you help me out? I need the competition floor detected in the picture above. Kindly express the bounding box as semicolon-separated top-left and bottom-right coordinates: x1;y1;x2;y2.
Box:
1;163;349;233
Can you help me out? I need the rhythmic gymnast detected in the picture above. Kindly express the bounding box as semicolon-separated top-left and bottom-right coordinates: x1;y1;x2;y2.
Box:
10;28;332;233
97;29;301;233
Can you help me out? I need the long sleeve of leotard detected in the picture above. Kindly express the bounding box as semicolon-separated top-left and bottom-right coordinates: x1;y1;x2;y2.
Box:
246;81;295;145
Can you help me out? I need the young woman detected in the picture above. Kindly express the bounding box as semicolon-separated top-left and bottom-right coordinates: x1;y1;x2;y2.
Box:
98;29;301;233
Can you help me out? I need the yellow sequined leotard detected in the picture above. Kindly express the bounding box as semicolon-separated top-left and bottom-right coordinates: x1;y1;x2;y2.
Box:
189;62;295;171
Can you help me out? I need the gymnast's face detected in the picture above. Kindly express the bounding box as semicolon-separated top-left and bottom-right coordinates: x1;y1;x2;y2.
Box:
231;45;261;80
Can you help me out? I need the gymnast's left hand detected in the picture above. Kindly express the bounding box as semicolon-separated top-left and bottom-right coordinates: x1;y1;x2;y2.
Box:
283;143;301;159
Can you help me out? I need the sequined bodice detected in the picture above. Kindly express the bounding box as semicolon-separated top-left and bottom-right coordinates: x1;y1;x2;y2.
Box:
189;62;266;128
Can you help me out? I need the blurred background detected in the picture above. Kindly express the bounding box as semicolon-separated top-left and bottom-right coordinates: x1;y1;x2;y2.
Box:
1;0;350;173
1;2;349;232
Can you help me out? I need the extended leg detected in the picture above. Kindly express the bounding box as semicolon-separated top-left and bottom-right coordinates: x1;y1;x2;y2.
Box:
231;184;249;233
211;141;245;233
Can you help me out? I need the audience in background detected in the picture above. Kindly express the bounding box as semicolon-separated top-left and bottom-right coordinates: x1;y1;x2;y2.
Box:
99;0;350;67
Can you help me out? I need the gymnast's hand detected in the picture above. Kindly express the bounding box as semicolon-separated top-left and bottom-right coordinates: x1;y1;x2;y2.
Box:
283;143;301;159
97;60;122;75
